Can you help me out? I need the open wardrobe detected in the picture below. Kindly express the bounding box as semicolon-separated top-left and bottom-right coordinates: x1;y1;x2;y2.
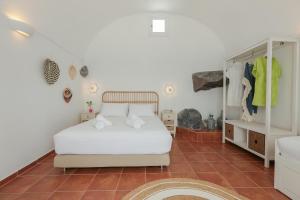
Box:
222;37;299;168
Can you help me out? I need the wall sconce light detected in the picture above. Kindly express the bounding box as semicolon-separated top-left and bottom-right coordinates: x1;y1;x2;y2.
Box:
7;17;34;37
164;83;176;96
89;83;98;94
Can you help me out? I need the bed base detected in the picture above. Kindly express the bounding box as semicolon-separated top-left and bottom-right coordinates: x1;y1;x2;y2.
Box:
54;153;170;168
274;141;300;199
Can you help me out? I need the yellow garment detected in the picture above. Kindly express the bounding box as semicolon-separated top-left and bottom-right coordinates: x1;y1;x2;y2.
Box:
252;57;281;106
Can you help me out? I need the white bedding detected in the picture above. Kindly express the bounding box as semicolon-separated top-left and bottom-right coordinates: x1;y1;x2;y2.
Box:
54;116;172;155
277;136;300;161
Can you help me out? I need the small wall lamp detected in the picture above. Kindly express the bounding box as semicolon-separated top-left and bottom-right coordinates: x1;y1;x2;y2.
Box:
89;83;98;94
7;17;34;37
164;83;176;96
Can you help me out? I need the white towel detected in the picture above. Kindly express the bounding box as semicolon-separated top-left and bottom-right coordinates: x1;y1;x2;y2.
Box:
94;121;105;130
96;114;112;126
126;114;145;129
94;114;112;130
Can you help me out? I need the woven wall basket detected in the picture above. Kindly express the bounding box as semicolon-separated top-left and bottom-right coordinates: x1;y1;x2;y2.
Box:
69;65;77;80
63;88;72;103
44;59;60;85
80;65;88;77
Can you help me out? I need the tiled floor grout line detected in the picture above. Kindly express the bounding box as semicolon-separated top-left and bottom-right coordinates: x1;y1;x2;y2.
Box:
211;153;261;189
45;191;55;200
0;162;44;190
46;170;73;200
0;176;47;199
180;148;200;176
114;168;124;198
78;171;98;200
179;140;264;189
0;139;285;200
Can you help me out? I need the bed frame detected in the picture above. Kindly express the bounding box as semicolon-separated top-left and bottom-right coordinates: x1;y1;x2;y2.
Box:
54;91;170;169
102;91;159;115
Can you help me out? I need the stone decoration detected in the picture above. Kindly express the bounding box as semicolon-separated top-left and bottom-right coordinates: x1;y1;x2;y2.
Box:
80;66;88;77
207;114;216;130
217;111;223;130
192;71;226;92
177;108;205;130
68;65;77;80
63;88;72;103
44;59;60;85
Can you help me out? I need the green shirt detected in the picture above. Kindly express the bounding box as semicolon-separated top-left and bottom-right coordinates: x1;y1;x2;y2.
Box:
252;57;281;106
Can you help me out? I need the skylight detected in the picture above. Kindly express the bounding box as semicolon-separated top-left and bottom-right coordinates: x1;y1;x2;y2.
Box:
152;19;165;33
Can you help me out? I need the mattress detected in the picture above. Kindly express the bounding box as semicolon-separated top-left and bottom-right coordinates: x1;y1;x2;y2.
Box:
54;116;172;155
277;136;300;161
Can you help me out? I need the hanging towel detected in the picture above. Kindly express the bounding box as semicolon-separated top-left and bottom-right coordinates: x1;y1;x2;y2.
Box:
252;57;281;106
241;63;257;121
226;62;244;107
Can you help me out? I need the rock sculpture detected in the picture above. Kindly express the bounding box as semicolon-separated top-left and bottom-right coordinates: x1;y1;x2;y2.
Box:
177;109;205;130
192;71;225;92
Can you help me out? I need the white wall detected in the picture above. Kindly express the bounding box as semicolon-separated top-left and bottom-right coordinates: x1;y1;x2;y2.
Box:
298;64;300;136
0;16;82;180
84;14;225;118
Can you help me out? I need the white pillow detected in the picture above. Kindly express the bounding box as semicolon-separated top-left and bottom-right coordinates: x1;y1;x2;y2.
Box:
100;103;128;117
128;104;155;117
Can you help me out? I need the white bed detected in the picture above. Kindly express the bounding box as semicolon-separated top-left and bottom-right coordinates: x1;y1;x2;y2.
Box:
54;91;173;168
54;116;172;155
275;136;300;200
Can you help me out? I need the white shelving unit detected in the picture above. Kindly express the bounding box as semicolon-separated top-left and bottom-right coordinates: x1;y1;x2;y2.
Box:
225;120;292;136
222;37;299;168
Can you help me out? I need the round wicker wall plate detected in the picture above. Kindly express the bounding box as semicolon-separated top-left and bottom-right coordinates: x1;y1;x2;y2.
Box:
69;65;77;80
63;88;72;103
80;65;88;77
44;59;60;85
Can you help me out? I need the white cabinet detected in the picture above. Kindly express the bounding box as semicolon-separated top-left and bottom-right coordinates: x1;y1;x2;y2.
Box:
80;113;96;123
161;110;176;137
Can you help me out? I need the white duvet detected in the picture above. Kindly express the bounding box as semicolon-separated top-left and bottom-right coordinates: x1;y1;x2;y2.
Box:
54;116;172;155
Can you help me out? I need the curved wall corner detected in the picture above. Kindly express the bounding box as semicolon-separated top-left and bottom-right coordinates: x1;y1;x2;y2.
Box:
84;13;225;118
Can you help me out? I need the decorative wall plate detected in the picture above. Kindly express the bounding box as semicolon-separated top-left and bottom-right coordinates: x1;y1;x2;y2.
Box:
68;65;77;80
63;88;72;103
80;66;88;77
44;59;60;84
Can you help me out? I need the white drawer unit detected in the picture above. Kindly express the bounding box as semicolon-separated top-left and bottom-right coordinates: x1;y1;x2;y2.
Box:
80;113;96;123
161;110;176;137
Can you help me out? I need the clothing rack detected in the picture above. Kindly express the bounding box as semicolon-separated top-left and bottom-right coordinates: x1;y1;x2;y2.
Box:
231;42;287;62
223;37;299;168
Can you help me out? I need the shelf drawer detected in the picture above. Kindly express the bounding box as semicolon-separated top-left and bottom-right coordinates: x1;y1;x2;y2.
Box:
162;114;175;120
225;123;234;140
166;126;175;131
80;113;96;123
248;131;265;155
164;120;174;125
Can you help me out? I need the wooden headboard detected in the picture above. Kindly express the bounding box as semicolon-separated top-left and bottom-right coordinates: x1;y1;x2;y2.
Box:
102;91;159;115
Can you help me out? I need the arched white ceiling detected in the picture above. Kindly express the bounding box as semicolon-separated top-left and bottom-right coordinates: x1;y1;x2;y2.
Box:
1;0;300;59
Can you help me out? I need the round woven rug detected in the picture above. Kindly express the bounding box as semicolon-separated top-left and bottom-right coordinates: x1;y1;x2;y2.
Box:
122;178;248;200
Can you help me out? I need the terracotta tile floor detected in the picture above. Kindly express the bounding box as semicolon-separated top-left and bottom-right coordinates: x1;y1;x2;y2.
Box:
0;138;290;200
